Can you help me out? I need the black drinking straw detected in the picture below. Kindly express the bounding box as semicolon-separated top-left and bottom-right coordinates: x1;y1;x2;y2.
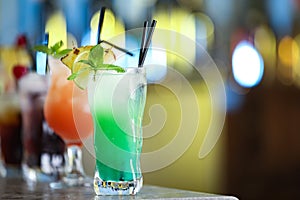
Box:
44;33;49;74
44;33;49;46
97;7;133;56
99;40;133;56
97;7;106;44
138;21;148;67
138;20;157;67
23;35;37;72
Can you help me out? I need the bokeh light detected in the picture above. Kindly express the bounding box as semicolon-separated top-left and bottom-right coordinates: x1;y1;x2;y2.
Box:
45;11;67;48
90;9;125;45
254;25;276;83
232;41;264;88
176;0;203;10
154;8;199;75
36;51;47;75
278;36;299;67
277;36;300;84
293;34;300;87
194;12;214;50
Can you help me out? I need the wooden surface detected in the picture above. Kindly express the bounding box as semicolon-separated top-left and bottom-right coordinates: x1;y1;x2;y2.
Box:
226;83;300;199
0;178;238;200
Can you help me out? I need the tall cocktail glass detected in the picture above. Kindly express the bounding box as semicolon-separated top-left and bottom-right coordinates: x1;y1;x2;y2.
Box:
87;68;147;195
0;93;22;178
19;72;65;182
44;57;93;188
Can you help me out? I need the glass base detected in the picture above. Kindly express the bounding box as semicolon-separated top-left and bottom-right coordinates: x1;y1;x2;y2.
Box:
0;161;6;177
49;145;92;189
0;165;22;178
94;171;143;195
22;165;57;182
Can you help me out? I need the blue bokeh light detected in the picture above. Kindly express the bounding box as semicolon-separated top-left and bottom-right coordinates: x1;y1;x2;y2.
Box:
232;41;264;88
36;52;47;75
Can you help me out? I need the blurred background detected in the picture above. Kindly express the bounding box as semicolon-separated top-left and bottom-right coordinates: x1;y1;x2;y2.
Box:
1;0;300;199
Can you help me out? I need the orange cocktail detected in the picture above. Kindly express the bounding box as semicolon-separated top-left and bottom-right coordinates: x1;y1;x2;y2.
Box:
44;56;93;187
44;57;93;146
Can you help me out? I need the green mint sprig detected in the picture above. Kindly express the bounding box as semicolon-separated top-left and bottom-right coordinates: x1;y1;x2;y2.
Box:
34;41;71;58
67;44;125;81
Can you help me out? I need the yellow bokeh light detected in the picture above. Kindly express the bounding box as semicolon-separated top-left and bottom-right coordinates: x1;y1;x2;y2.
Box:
90;9;124;44
254;25;276;83
153;8;196;75
254;25;276;62
45;11;67;49
292;34;300;87
277;36;299;84
278;36;299;67
193;12;215;49
0;47;31;83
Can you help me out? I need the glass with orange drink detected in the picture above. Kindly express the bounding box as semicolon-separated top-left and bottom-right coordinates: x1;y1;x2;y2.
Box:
44;56;93;188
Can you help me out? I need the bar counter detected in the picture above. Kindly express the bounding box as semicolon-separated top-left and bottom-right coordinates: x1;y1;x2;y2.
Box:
0;177;238;200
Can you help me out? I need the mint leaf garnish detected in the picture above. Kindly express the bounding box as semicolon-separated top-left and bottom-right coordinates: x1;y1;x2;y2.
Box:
34;45;51;54
34;41;71;58
67;66;90;80
102;64;125;72
78;60;95;68
55;49;72;58
67;73;78;80
51;41;63;52
89;44;104;67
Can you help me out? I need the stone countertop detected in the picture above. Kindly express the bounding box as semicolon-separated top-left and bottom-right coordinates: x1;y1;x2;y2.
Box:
0;178;238;200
